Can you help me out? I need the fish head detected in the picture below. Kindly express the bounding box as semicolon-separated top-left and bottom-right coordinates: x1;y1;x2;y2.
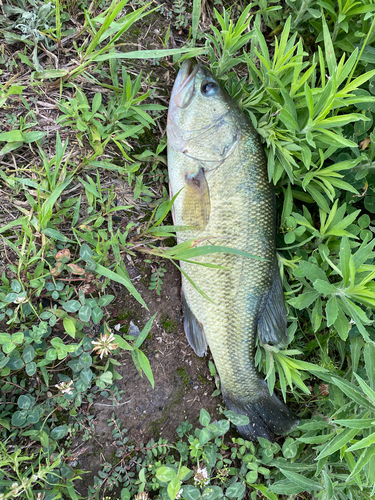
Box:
168;60;245;168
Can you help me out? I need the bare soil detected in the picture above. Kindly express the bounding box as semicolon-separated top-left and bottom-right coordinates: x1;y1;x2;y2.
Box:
73;258;220;496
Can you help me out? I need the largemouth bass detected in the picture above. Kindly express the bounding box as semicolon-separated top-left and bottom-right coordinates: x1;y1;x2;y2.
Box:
167;60;298;441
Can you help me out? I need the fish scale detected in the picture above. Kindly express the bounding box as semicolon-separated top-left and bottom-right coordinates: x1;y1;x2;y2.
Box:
168;60;298;441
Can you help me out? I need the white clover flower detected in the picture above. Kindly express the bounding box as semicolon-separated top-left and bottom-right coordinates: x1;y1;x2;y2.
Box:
194;466;209;486
55;380;74;395
176;488;183;499
92;332;118;359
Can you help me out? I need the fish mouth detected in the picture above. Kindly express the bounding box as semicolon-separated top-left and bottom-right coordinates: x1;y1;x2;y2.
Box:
172;60;200;108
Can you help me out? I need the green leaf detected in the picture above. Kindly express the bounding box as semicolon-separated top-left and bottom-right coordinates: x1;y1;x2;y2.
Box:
95;263;148;309
80;368;93;385
339;236;351;287
63;317;76;338
80;244;93;261
0;130;24;142
313;280;338;296
78;305;91;322
333;418;375;429
354;373;375;404
226;481;246;499
97;295;115;307
297;261;329;283
42;228;74;243
156;465;177;482
12;410;27;427
135;349;154;388
333;305;349;340
224;410;250;426
199;408;211;427
134;313;156;349
98;371;113;385
346;431;375;452
25;362;37;376
202;485;224;500
18;394;34;410
250;484;278;500
63;300;81;313
168;477;181;500
332;376;375;411
7;357;24;370
50;425;69;440
279;469;322;491
182;485;201;500
199;427;211;445
289;289;319;309
0;418;10;430
79;353;92;368
178;466;191;480
22;345;35;364
326;296;338;327
348;443;375;478
114;335;133;351
34;69;69;79
316;427;360;460
364;343;375;390
92;306;103;324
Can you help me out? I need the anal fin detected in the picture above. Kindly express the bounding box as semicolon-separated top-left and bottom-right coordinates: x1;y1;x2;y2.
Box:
257;263;288;347
182;292;207;357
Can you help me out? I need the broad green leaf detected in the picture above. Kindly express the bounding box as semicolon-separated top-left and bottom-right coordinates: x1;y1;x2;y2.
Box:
199;427;211;445
114;335;133;351
225;481;246;499
288;289;319;309
279;469;322;491
168;477;182;500
42;228;74;243
95;263;147;309
50;425;69;440
199;408;211;427
346;431;375;452
156;465;177;482
364;343;375;390
348;443;375;478
134;313;156;349
316;427;359;460
22;345;35;364
297;261;329;283
326;296;338;326
354;373;375;404
63;318;76;338
313;280;337;296
332;376;375;412
135;349;154;388
333;418;375;429
224;410;250;426
63;300;81;313
333;305;350;340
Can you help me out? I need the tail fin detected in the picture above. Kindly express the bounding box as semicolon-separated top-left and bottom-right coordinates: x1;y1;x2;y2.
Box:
222;382;299;442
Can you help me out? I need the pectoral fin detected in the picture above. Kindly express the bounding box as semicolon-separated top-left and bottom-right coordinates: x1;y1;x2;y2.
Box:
181;167;210;229
257;264;289;347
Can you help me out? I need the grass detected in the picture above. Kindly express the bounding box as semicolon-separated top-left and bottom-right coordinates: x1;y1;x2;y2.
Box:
1;0;375;499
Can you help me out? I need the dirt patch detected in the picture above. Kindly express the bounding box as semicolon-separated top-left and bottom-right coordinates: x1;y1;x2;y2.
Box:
73;258;219;496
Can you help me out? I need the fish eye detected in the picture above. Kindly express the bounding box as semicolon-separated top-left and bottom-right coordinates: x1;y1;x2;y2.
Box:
201;81;217;96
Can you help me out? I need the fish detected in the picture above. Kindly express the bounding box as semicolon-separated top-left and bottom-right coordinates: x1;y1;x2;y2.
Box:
167;60;298;441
